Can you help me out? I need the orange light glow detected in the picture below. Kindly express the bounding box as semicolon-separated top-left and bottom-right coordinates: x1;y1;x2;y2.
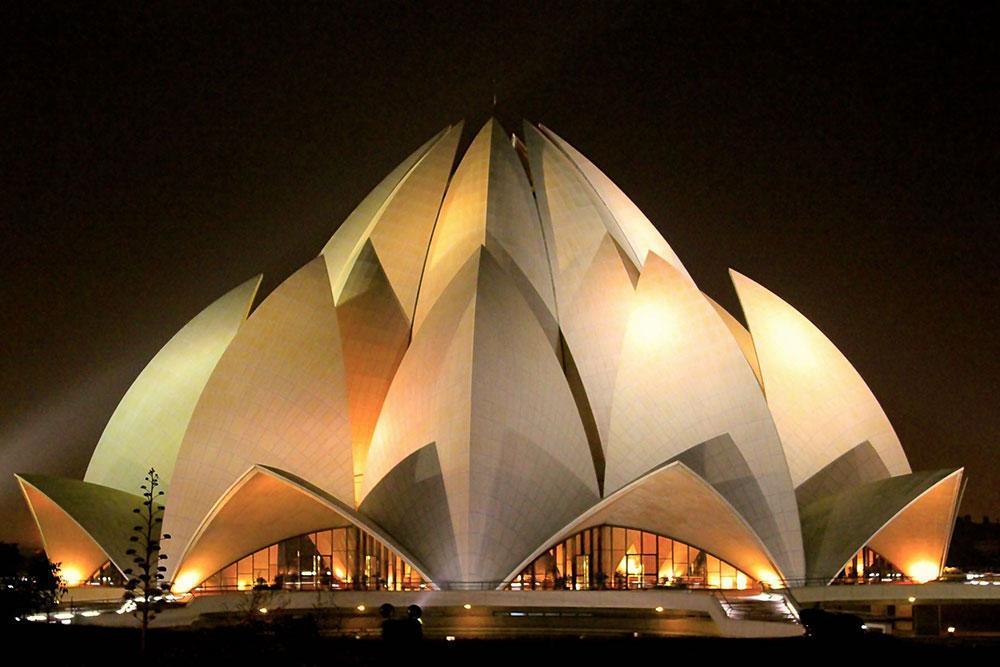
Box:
907;561;939;584
60;567;84;587
756;570;782;589
172;570;202;594
631;299;675;348
615;545;642;577
768;313;816;369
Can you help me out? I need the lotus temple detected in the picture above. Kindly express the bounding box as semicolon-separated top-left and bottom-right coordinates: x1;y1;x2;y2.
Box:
15;119;968;636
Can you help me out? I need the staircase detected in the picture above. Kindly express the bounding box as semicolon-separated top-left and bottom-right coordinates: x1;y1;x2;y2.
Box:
716;592;800;624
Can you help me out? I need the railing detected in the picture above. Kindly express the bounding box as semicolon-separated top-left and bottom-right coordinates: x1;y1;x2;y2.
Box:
76;573;946;600
190;580;770;594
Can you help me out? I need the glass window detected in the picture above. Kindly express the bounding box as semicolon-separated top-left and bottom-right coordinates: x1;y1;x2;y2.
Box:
332;527;346;552
641;555;656;588
200;522;762;595
689;548;706;579
253;547;269;585
221;563;237;589
673;543;688;579
657;541;673;584
316;529;332;556
706;554;721;588
720;561;737;589
237;555;252;589
612;526;625;551
642;531;657;554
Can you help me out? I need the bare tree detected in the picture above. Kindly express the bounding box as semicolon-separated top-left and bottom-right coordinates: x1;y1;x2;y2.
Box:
122;468;171;654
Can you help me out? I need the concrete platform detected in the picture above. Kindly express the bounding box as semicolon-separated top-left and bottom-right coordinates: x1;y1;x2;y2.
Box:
71;589;804;638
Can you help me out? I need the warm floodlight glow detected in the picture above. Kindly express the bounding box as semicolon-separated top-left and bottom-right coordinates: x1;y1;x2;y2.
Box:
463;603;472;610
654;606;664;613
631;298;676;348
947;626;956;634
356;604;366;612
907;561;939;584
259;608;268;614
907;596;916;603
767;312;817;370
172;570;202;594
59;567;83;587
616;545;642;577
756;570;782;589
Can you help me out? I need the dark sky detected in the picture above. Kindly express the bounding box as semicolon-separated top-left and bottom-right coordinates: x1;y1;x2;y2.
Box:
2;2;997;548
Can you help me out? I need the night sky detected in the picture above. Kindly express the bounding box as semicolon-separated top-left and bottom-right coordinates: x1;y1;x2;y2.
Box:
2;2;997;549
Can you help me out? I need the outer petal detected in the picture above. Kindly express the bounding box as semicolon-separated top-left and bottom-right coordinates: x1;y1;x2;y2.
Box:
730;270;911;489
794;441;889;508
164;257;353;580
502;461;783;588
606;253;804;581
16;474;146;584
85;275;261;493
800;468;964;583
170;465;433;594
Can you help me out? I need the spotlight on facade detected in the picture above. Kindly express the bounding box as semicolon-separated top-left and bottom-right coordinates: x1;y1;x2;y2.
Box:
463;603;472;610
908;561;940;584
59;568;83;587
655;606;664;613
356;604;366;612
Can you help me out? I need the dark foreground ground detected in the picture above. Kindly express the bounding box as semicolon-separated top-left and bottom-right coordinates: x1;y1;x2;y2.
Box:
2;624;997;664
